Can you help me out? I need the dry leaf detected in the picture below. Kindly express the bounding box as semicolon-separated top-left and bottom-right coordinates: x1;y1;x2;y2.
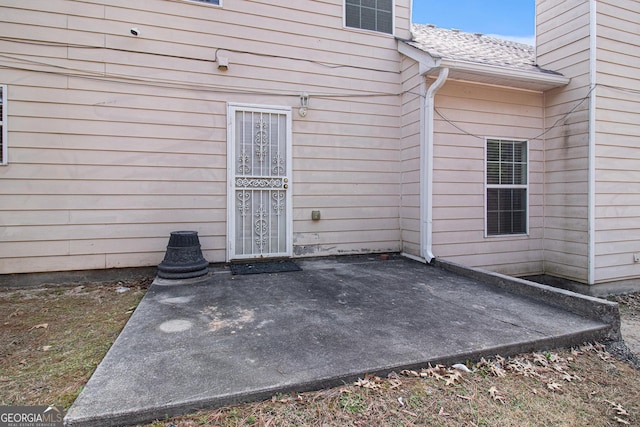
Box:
354;374;382;389
533;353;549;366
41;345;52;351
614;417;630;425
489;386;505;404
605;401;629;416
389;379;402;390
491;363;506;377
397;397;404;407
30;323;48;330
563;373;581;382
444;371;462;386
401;370;420;378
547;382;562;391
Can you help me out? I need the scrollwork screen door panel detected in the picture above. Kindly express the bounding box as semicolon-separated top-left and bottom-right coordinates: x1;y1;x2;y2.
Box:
228;105;291;259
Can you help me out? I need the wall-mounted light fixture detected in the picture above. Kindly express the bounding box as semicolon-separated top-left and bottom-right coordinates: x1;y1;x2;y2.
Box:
299;92;309;117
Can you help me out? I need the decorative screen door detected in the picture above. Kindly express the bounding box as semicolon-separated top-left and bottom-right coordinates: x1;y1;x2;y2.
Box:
227;104;292;260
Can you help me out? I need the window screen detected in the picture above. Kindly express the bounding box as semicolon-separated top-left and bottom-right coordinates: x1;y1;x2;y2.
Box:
345;0;393;34
486;139;528;235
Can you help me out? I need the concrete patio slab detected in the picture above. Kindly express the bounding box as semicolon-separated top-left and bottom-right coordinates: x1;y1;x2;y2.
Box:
65;256;619;427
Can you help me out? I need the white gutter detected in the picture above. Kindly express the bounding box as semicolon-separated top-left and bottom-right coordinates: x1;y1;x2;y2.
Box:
422;67;449;262
588;0;597;285
397;41;569;92
438;59;570;88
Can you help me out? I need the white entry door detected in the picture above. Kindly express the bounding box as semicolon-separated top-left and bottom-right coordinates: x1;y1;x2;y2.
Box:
227;104;293;260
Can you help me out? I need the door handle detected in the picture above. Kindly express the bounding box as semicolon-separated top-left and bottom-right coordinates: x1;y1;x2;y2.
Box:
283;184;289;189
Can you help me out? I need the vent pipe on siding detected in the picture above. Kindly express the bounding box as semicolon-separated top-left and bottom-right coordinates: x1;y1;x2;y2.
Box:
422;67;449;262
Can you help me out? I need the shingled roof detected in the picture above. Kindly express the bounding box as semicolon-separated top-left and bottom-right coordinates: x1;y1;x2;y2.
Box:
409;24;541;71
399;24;568;90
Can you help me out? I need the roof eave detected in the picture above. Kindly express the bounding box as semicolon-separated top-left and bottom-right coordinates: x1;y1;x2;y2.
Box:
397;40;440;74
438;58;570;91
397;41;570;92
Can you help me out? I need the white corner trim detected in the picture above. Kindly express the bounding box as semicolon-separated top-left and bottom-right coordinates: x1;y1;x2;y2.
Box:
588;0;597;285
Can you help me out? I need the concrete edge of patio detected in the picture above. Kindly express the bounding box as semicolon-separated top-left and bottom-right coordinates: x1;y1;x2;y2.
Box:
432;258;622;341
65;327;611;427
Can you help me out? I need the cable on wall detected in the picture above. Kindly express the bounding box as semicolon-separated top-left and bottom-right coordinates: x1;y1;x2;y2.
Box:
0;36;400;75
434;85;599;141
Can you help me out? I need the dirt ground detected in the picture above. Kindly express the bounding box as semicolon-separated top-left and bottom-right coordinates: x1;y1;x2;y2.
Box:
616;293;640;356
0;278;639;427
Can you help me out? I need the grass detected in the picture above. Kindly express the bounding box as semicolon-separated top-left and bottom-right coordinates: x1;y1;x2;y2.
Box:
0;278;151;408
159;347;640;426
1;279;639;426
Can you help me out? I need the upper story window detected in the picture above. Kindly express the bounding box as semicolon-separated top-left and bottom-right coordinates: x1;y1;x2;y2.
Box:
345;0;393;34
0;85;6;165
485;138;528;236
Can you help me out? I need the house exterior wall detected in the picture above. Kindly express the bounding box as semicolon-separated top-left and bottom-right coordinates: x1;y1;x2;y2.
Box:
0;0;410;274
430;80;545;276
537;0;640;287
593;0;640;284
399;56;422;257
536;0;592;283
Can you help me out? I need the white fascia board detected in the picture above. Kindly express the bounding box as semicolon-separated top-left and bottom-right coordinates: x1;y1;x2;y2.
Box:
397;41;439;74
399;40;569;89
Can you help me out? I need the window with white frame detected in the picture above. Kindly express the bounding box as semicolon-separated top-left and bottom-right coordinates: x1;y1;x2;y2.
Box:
345;0;393;34
486;138;528;235
0;85;6;165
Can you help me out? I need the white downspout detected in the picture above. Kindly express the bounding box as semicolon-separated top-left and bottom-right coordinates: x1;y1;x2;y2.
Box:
422;67;449;262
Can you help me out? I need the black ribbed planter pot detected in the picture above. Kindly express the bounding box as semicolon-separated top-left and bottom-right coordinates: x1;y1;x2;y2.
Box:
157;231;209;279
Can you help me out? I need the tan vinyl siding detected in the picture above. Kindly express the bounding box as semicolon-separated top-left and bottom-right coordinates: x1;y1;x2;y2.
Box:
592;0;640;283
399;56;422;257
0;0;409;274
537;0;592;283
430;81;545;276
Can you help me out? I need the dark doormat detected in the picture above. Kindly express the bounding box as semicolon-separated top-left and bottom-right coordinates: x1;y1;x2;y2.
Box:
229;260;302;275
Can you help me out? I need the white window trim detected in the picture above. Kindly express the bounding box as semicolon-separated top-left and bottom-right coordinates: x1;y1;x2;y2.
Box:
343;0;395;36
484;137;529;238
0;84;6;166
